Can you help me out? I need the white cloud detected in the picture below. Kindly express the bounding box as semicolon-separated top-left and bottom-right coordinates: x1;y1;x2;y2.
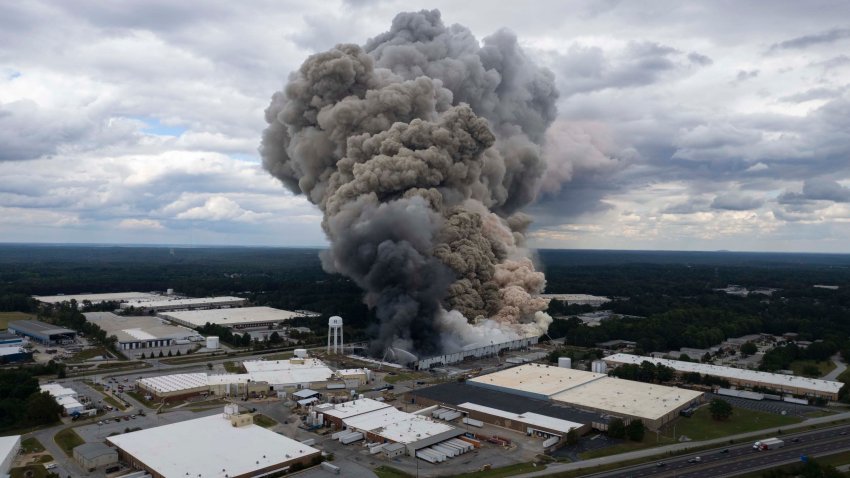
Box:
118;218;164;230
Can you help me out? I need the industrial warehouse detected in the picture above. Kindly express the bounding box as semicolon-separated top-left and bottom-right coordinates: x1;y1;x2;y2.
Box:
136;357;368;401
160;306;303;329
84;312;202;350
465;363;703;430
40;383;86;415
120;295;246;312
317;398;466;456
32;291;166;305
7;320;76;345
603;353;844;401
106;405;321;478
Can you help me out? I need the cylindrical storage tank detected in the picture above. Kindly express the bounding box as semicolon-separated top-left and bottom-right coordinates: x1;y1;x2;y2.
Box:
592;360;607;374
317;413;324;426
294;348;308;358
206;336;220;349
166;288;174;295
558;357;572;369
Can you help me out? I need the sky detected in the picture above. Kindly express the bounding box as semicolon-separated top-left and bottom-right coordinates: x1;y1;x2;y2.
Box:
1;1;849;252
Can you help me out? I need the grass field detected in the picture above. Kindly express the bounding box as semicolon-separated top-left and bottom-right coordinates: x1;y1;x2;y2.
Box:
223;361;244;373
253;414;277;428
790;359;836;377
20;437;45;453
448;462;541;477
68;346;113;362
263;351;293;360
0;311;35;329
53;427;84;456
581;435;675;459
373;466;413;478
10;465;52;478
663;404;801;441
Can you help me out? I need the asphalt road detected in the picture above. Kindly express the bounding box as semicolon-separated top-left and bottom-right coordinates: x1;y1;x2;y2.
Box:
583;424;850;478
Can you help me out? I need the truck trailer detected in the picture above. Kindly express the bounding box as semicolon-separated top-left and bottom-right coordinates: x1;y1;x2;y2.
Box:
753;438;784;450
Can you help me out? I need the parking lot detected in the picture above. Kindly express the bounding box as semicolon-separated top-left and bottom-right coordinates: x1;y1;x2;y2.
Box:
707;393;828;418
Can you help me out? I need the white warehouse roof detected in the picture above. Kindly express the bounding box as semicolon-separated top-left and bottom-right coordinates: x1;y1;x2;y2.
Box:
604;353;843;395
161;306;301;327
243;358;334;387
459;402;583;434
468;363;607;399
551;377;703;421
137;373;208;393
343;405;457;445
33;292;164;305
123;296;245;310
316;398;392;420
107;414;319;478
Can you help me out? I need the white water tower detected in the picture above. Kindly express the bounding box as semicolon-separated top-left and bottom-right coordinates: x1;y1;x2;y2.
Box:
327;316;343;354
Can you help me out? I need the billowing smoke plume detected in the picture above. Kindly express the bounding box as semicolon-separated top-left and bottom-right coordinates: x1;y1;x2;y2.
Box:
261;10;557;356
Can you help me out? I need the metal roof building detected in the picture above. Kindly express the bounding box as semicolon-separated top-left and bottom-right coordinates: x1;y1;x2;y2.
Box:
0;435;20;476
107;411;320;478
33;292;165;305
8;320;76;345
603;353;843;400
84;312;200;351
120;296;246;312
160;306;303;329
73;442;118;471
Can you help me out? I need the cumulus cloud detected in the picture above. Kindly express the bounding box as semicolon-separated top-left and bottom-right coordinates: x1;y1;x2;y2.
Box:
118;218;164;229
175;196;270;222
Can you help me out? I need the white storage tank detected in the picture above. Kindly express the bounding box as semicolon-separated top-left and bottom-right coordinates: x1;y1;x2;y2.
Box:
294;348;308;358
558;357;572;369
591;360;607;374
206;336;220;349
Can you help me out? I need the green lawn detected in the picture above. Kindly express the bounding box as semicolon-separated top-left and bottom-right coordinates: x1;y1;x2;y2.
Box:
580;435;675;459
223;361;244;373
253;413;277;428
663;404;801;441
790;359;836;377
68;346;113;362
0;311;35;329
10;465;52;478
448;462;541;477
126;390;156;408
373;466;413;478
263;351;293;360
53;428;84;456
20;437;45;453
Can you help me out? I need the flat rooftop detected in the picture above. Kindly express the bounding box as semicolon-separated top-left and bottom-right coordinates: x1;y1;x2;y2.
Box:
344;406;458;445
84;312;199;343
123;296;245;310
0;347;26;357
468;363;607;399
551;377;703;420
107;414;319;478
161;306;300;327
459;402;583;434
33;292;164;305
137;373;208;393
8;320;75;336
316;398;392;420
0;435;20;462
604;353;843;395
243;358;334;385
410;381;609;425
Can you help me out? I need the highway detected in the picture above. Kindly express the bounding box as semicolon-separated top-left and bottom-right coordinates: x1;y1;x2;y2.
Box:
583;424;850;478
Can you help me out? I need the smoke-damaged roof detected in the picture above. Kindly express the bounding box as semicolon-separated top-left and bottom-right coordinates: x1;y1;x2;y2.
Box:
409;381;609;425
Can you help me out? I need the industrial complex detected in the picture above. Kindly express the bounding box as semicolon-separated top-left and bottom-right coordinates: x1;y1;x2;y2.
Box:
160;306;304;329
7;320;76;345
106;406;321;478
603;353;843;400
120;295;247;312
466;363;703;430
32;291;165;305
84;312;202;351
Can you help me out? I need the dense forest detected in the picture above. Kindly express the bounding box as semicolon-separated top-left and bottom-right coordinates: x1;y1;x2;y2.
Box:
1;245;849;356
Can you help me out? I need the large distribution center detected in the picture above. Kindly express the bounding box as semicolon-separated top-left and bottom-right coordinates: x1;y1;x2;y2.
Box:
160;306;304;329
107;408;321;478
136;358;365;401
120;296;246;312
33;292;165;305
603;353;843;401
8;320;76;345
84;312;201;350
466;363;703;430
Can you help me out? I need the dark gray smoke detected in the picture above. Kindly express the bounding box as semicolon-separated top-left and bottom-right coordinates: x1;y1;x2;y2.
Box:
261;10;557;356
